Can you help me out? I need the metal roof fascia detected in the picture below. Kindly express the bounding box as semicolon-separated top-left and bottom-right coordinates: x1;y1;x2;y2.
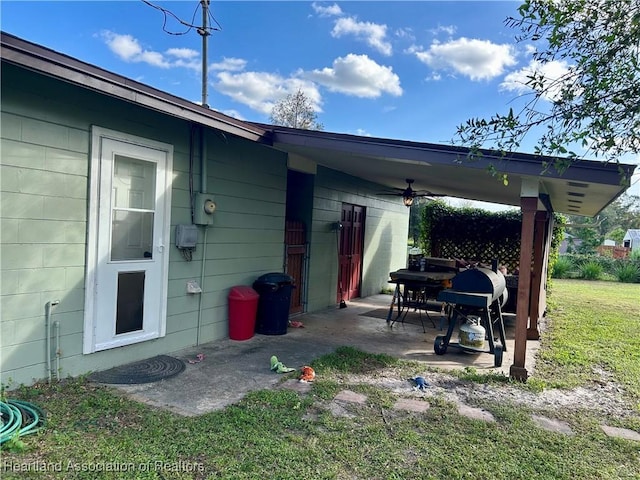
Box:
270;128;635;186
271;130;471;166
1;32;268;143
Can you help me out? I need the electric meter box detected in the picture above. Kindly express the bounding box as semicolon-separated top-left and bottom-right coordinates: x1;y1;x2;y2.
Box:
194;192;216;225
175;224;198;249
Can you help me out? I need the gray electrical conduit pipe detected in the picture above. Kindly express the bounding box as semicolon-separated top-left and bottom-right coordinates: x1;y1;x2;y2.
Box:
54;320;61;381
196;125;209;346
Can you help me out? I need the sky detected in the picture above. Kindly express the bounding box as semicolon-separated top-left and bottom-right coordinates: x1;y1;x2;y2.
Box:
2;0;639;203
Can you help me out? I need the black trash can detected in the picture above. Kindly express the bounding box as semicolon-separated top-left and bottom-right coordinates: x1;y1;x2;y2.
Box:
253;272;294;335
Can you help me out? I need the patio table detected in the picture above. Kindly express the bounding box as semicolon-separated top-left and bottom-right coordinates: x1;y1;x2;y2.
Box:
386;269;456;332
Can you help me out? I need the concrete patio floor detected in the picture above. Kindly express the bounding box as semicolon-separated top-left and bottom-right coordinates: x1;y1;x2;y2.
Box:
109;294;539;416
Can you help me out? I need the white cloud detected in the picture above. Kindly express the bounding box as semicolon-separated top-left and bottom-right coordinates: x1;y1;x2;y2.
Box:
500;59;571;101
395;27;415;42
354;128;371;136
167;49;200;72
429;24;457;36
311;2;342;17
214;71;322;115
303;54;402;98
101;31;177;69
172;58;200;71
211;55;401;116
166;48;198;60
101;31;141;60
138;50;169;68
101;31;253;75
210;57;247;72
332;17;392;56
412;37;517;81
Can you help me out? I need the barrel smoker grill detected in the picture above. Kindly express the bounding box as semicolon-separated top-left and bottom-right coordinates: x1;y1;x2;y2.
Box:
435;267;508;367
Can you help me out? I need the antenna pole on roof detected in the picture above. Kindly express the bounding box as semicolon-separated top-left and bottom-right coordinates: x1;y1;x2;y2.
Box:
199;0;210;108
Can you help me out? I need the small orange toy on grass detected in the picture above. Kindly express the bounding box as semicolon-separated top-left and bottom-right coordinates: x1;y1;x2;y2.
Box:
299;366;316;382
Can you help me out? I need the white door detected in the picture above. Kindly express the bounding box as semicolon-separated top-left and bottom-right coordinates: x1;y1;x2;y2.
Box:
84;128;173;353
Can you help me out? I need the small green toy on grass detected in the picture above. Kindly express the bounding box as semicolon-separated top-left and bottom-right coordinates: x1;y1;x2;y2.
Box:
270;355;295;373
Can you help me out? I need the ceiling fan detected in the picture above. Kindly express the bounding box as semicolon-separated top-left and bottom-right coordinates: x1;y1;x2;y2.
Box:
378;179;446;207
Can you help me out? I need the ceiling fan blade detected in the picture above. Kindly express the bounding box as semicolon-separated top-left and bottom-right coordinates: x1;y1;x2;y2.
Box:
414;190;447;197
376;179;446;199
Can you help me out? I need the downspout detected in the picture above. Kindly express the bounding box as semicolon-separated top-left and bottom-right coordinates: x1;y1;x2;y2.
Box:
44;300;59;383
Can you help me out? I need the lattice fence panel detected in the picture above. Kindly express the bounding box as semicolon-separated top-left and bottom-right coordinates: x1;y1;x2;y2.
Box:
422;202;525;273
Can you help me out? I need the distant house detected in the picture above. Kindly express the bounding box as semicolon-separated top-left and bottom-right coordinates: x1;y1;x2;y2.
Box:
623;229;640;250
559;233;583;254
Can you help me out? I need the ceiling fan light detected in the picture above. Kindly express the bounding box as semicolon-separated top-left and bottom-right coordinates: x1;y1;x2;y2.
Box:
403;195;414;207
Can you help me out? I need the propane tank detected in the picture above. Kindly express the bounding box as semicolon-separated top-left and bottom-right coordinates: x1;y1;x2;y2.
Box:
458;316;485;351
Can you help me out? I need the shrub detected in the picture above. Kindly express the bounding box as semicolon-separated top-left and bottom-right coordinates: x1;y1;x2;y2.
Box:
565;252;622;271
551;256;574;278
579;261;603;280
555;253;640;283
614;263;640;283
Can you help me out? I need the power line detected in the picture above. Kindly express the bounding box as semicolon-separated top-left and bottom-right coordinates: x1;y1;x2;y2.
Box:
141;0;221;107
141;0;222;36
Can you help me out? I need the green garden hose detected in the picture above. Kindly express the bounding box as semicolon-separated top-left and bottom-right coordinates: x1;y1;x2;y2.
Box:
0;399;46;444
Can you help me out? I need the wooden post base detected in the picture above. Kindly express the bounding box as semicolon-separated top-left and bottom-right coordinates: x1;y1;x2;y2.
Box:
509;365;528;382
527;328;540;340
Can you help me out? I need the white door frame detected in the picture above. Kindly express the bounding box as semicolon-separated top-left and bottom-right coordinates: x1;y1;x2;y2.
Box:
84;127;173;354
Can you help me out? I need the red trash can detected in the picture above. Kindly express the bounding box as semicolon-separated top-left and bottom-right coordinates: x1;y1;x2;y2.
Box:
228;286;259;341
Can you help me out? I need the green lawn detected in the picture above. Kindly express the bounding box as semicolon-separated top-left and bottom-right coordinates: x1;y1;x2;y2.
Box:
535;280;640;402
2;280;639;480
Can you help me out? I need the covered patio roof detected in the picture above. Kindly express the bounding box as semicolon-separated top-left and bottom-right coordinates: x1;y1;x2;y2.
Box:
257;124;636;217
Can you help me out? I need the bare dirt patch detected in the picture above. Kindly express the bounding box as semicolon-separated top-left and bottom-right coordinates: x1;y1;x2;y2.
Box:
334;366;638;420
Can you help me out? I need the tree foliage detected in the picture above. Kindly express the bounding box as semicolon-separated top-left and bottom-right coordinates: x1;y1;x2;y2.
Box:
269;90;324;130
408;198;430;245
456;0;640;174
564;194;640;250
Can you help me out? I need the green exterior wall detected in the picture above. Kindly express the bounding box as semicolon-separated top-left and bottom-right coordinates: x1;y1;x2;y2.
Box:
1;62;409;387
306;168;409;312
0;64;288;386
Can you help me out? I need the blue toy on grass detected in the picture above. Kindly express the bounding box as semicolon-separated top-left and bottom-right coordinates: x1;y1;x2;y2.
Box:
409;376;430;391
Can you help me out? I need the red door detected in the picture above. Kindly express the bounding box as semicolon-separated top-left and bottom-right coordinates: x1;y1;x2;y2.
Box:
338;204;365;302
285;220;306;315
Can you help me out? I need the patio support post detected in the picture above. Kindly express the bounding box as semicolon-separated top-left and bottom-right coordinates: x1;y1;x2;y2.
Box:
510;195;538;381
527;210;550;340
